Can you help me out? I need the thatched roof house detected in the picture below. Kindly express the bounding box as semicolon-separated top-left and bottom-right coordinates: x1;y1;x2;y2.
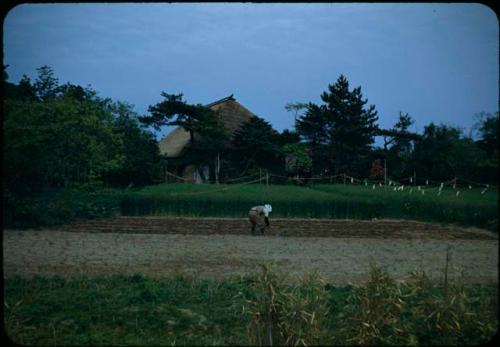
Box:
159;94;255;158
158;94;256;182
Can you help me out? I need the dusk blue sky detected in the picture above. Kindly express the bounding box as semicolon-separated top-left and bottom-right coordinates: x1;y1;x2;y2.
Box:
3;3;498;142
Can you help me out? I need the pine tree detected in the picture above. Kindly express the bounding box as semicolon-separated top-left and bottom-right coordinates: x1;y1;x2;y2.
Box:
320;74;379;176
139;93;228;180
230;116;281;175
33;65;59;100
295;102;329;174
295;75;379;176
383;112;419;178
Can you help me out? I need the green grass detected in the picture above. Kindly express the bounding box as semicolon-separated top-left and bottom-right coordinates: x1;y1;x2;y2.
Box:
121;183;498;230
4;274;254;346
4;268;498;346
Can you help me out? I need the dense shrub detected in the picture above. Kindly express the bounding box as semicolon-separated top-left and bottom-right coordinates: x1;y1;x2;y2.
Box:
3;188;123;229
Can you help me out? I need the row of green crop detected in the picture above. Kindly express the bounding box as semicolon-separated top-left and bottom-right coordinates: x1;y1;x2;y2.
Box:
4;183;497;230
5;266;498;346
121;183;498;230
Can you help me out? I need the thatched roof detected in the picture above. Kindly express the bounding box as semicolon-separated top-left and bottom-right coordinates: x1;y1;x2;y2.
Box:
159;95;255;158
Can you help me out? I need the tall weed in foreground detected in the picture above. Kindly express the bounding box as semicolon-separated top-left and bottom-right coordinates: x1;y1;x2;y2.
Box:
4;269;498;346
340;265;498;346
244;264;331;346
340;265;407;345
402;271;498;346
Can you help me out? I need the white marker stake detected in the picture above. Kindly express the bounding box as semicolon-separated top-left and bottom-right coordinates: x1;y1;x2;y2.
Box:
456;191;460;197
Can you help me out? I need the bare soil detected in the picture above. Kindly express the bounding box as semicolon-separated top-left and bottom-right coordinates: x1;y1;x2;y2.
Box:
3;217;498;284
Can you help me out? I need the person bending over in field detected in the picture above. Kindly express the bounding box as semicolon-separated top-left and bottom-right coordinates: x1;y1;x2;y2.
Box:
248;204;272;235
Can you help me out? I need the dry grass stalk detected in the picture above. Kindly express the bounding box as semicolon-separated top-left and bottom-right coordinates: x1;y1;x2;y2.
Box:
245;264;330;346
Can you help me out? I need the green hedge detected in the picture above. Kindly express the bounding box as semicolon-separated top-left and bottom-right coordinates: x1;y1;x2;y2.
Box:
3;188;124;229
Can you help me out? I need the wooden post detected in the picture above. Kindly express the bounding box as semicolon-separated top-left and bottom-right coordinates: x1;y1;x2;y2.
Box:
163;163;166;183
444;245;451;296
164;160;168;183
215;153;220;184
384;159;387;185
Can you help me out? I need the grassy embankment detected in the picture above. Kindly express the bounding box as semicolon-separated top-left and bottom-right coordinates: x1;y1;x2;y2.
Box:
4;266;498;346
121;183;498;231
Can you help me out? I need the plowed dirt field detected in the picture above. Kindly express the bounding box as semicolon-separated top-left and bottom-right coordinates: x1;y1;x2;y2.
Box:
3;217;498;284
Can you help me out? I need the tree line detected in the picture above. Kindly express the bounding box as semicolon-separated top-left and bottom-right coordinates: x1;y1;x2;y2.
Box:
3;65;162;197
4;65;498;198
141;74;498;185
292;75;498;184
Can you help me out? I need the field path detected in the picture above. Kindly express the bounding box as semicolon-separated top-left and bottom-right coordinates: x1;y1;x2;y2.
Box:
3;218;498;284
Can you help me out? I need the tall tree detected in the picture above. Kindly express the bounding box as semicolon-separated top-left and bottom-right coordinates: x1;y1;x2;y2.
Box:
16;75;39;101
33;65;59;100
104;101;161;187
380;112;415;152
410;123;483;182
3;65;38;101
4;83;124;192
378;112;420;179
295;75;379;176
474;112;499;157
277;129;301;147
230;116;281;176
285;102;308;123
139;93;228;180
473;112;499;183
2;66;168;192
295;102;329;174
4;65;162;194
321;74;379;176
